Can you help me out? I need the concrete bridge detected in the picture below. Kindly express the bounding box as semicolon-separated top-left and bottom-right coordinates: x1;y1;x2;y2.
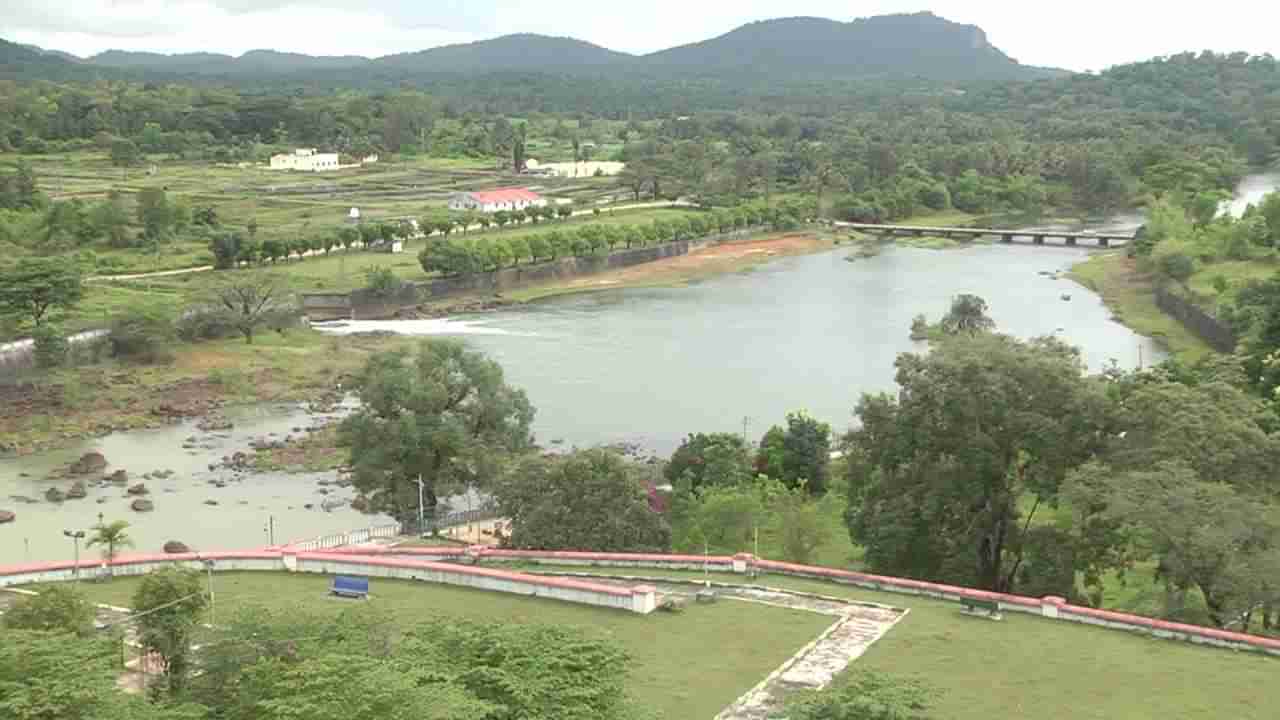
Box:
836;222;1133;247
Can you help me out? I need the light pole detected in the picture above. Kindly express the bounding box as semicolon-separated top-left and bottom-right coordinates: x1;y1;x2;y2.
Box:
62;530;86;581
414;475;426;536
200;558;216;627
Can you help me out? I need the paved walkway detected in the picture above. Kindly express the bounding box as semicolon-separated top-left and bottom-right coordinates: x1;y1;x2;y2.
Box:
528;574;907;720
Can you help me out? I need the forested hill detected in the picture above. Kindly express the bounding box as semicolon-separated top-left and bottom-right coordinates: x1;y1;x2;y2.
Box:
643;13;1057;81
8;11;1057;85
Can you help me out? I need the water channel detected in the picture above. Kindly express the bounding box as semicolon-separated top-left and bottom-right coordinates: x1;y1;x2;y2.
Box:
2;174;1277;564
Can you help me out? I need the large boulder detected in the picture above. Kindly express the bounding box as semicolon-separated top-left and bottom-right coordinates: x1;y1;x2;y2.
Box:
65;481;87;500
130;498;155;512
108;469;129;484
70;452;108;475
44;487;65;503
162;540;190;553
126;483;149;496
350;496;370;513
0;510;15;524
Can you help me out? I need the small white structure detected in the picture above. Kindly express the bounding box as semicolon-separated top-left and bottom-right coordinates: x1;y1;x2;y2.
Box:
348;207;361;221
525;160;625;178
449;187;547;213
270;148;340;172
361;154;379;165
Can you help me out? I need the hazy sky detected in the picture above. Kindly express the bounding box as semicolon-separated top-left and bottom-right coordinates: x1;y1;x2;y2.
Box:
8;0;1280;72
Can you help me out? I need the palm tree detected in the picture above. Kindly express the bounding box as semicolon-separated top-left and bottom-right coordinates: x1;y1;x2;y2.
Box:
87;520;134;575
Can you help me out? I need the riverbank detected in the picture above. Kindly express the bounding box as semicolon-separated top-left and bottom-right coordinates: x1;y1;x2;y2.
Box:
0;330;413;456
501;231;838;304
1068;252;1214;362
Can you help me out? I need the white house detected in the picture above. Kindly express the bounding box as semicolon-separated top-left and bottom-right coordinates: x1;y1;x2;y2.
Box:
448;187;547;213
269;148;340;172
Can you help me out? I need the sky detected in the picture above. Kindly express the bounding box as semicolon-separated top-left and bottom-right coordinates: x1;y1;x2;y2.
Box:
7;0;1280;72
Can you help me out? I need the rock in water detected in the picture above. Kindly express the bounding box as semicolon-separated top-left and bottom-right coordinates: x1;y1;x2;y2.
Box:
163;540;190;553
108;469;129;484
131;498;155;512
70;452;108;475
126;483;149;496
0;510;15;524
45;487;66;503
65;481;87;500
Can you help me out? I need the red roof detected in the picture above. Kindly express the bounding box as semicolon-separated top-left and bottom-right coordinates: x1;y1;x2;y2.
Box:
467;187;542;204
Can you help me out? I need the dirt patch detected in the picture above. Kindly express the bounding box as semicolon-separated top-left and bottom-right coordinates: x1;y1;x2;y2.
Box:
532;233;833;298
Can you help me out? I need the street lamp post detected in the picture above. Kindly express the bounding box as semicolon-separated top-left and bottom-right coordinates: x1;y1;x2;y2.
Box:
62;530;86;581
414;474;426;537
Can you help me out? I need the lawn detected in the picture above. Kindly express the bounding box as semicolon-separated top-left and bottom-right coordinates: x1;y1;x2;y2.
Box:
1068;251;1214;362
507;566;1280;720
63;571;833;719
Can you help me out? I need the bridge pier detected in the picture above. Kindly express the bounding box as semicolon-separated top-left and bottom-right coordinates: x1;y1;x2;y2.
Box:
1001;234;1013;243
1099;238;1110;247
1065;237;1077;247
913;229;925;237
1033;235;1045;245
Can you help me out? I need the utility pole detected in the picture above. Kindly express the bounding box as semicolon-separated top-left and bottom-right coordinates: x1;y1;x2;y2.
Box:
742;416;751;444
264;516;275;546
201;558;216;627
63;530;86;582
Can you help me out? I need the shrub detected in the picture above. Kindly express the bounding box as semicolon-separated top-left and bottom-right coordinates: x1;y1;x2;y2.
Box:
31;325;68;368
1157;251;1196;281
111;308;177;364
363;266;405;298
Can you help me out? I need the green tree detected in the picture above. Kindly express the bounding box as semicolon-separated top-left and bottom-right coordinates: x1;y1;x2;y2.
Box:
666;432;754;492
493;210;511;228
1;585;95;635
557;204;573;221
89;192;131;248
209;232;244;269
340;340;534;522
755;413;832;493
846;334;1111;592
87;519;134;570
495;448;671;552
136;187;173;240
0;258;85;328
507;236;530;265
132;567;209;695
527;234;549;263
110;138;140;167
940;294;995;336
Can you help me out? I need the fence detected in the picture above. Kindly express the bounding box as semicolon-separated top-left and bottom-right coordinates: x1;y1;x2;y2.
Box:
286;507;501;551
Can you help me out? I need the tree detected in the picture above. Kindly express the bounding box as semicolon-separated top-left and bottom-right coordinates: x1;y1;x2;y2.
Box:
340;340;534;523
527;234;549;263
495;449;671;552
133;567;209;695
136;187;173;240
110;138;140;167
209;272;288;344
557;204;573;221
845;334;1111;593
87;520;134;571
209;232;244;269
0;258;84;328
493;210;511;228
507;236;530;265
939;294;995;335
754;412;832;493
2;584;95;635
89;192;131;248
665;432;753;492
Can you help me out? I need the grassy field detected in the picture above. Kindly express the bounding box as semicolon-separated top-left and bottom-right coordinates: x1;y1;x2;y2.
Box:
1068;252;1214;362
505;566;1280;720
9;150;629;276
60;571;832;719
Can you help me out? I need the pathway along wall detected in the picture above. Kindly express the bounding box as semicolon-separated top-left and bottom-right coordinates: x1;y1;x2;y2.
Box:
8;548;1273;657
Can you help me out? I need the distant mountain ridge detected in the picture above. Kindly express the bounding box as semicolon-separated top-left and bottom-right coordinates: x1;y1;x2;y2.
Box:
7;12;1064;82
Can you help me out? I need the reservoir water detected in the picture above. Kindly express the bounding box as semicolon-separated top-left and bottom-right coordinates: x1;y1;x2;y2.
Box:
4;174;1278;563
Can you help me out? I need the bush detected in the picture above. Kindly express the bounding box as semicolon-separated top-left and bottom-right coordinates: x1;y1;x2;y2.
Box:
363;266;405;297
1157;251;1196;281
111;308;177;364
31;325;68;368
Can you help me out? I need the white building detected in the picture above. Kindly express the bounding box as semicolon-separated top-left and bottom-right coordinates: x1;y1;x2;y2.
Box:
448;187;547;213
269;148;340;172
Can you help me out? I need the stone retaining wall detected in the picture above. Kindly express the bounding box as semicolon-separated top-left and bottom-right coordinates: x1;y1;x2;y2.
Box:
1154;284;1238;353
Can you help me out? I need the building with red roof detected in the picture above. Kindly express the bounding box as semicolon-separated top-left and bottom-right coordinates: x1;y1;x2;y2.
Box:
449;187;547;213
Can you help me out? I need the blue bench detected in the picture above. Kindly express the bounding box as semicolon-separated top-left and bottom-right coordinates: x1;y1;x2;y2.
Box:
331;575;369;599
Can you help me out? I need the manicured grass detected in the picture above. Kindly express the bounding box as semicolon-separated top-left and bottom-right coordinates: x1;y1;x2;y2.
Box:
62;571;833;718
1068;252;1214;362
509;566;1280;720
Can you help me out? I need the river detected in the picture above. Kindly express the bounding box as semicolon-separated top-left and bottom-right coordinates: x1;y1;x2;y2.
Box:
3;174;1277;564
